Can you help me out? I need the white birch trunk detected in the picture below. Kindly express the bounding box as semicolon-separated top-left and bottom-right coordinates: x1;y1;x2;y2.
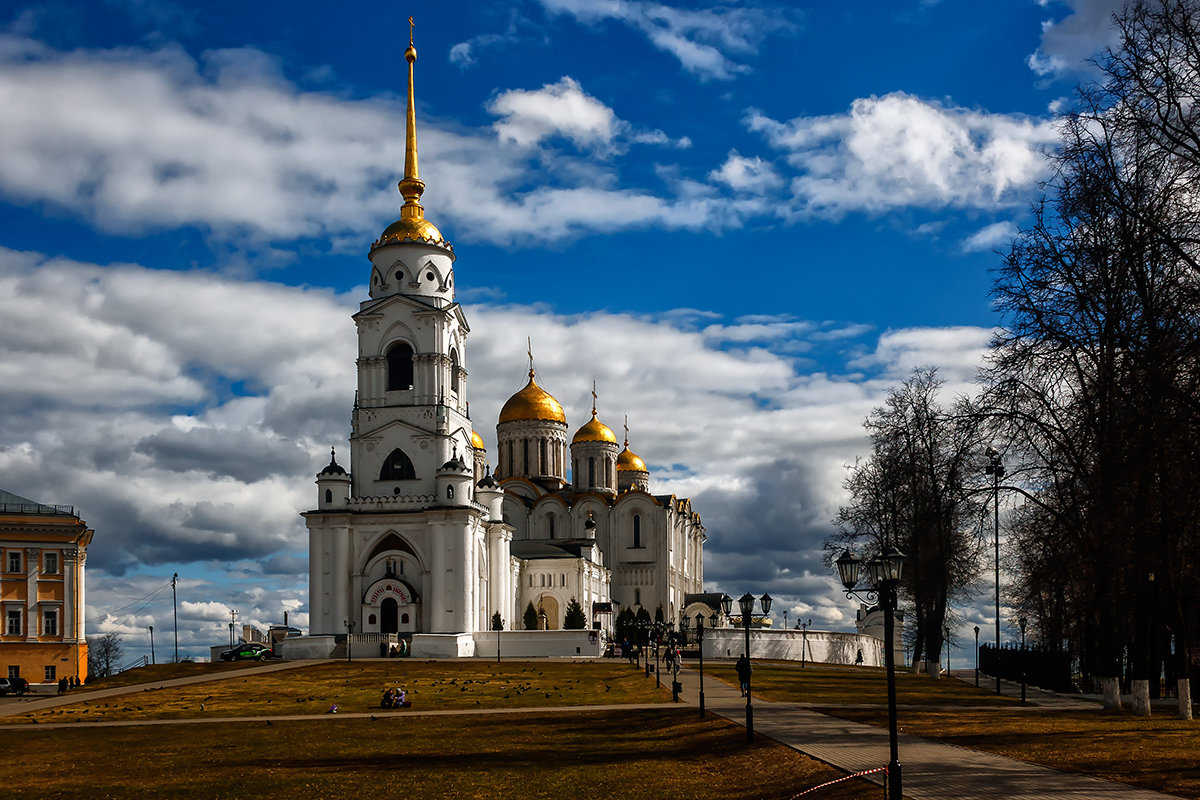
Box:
926;659;942;679
1102;676;1122;710
1131;679;1151;716
1178;677;1193;721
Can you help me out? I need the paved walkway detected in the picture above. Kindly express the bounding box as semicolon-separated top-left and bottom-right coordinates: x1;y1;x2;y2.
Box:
672;663;1178;799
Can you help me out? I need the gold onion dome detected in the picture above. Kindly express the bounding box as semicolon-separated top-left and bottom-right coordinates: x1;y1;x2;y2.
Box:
371;25;453;254
499;370;567;424
617;445;648;473
470;430;485;451
573;410;618;444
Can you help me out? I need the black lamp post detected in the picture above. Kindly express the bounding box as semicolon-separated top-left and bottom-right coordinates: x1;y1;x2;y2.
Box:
171;572;179;663
1019;616;1027;704
985;445;1005;695
801;618;811;668
643;621;652;678
723;590;771;742
974;625;980;687
686;612;711;717
654;622;662;689
148;625;155;666
836;545;905;800
345;618;356;663
493;615;503;664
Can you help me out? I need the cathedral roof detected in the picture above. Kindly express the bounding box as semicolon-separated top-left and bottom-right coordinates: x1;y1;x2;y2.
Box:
616;445;647;473
572;410;617;444
318;448;348;476
499;370;566;424
470;430;485;451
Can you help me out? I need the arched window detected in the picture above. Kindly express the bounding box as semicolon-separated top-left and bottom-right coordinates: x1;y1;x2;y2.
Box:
387;342;414;391
324;489;332;503
548;516;556;540
588;457;595;487
507;441;514;477
401;613;409;624
605;459;612;487
539;439;547;474
447;485;454;499
379;448;417;480
450;348;460;393
522;439;529;473
633;514;641;548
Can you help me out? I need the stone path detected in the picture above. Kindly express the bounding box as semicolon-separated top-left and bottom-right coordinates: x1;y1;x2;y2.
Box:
672;662;1179;799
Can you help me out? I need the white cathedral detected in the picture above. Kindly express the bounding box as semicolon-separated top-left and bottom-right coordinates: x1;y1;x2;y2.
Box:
302;36;704;655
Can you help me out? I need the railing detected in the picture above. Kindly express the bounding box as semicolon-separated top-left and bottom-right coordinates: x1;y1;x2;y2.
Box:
0;502;76;516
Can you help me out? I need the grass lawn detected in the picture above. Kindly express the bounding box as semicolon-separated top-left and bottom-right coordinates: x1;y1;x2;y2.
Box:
0;697;880;799
705;662;1017;706
6;660;670;724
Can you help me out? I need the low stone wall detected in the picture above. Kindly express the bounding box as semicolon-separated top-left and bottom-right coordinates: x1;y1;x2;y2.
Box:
473;630;605;659
701;629;894;668
410;633;476;658
276;635;337;660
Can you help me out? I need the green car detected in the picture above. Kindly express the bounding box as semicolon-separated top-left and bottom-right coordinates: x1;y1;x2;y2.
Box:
220;642;272;661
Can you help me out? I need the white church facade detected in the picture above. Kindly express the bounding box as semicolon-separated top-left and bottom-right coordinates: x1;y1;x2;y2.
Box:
301;33;703;656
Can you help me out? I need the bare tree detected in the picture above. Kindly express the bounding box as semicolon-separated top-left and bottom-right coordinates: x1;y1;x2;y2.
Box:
833;368;985;677
87;632;124;680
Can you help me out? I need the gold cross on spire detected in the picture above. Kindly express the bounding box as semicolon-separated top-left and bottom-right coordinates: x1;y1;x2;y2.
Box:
527;338;534;375
591;380;598;415
624;414;629;446
408;15;415;46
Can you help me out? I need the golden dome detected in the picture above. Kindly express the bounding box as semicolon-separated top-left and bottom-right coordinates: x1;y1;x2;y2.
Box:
617;445;648;473
373;216;451;252
499;370;566;424
470;430;485;451
573;411;618;444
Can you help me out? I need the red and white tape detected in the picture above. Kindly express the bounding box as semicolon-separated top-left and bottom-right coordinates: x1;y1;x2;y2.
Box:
790;766;888;797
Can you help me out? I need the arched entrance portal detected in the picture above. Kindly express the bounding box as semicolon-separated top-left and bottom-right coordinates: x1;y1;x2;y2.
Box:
362;578;420;634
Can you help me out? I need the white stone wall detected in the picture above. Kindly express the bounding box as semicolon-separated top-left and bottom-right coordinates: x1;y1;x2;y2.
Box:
701;628;898;669
474;629;604;658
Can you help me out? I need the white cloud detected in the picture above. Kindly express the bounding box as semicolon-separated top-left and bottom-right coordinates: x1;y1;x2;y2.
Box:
537;0;797;81
747;92;1057;217
1028;0;1126;76
709;150;784;193
0;37;708;248
962;220;1018;253
489;77;620;149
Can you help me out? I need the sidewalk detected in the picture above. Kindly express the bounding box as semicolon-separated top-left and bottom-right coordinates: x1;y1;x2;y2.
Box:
673;663;1177;800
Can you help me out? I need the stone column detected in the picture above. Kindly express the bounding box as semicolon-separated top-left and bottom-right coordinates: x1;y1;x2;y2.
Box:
62;549;78;642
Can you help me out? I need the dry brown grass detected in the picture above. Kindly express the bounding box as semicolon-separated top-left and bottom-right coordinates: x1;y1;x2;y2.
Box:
7;660;668;724
823;705;1200;799
0;692;882;799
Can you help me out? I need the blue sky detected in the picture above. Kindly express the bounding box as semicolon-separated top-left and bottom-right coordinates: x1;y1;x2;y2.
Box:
0;0;1125;660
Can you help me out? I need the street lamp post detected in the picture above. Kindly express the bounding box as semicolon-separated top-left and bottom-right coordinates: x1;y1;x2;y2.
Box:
1019;617;1027;704
345;618;356;663
801;618;811;668
722;591;771;743
687;612;710;717
493;615;503;664
148;625;155;665
836;546;905;800
643;621;652;678
171;572;179;663
974;625;980;687
985;446;1005;695
654;622;662;689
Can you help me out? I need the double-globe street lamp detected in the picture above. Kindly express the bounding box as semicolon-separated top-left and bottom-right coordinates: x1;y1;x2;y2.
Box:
721;591;772;742
836;545;906;800
680;611;717;717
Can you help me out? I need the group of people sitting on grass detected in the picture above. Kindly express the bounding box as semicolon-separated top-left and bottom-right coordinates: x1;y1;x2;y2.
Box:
380;687;409;708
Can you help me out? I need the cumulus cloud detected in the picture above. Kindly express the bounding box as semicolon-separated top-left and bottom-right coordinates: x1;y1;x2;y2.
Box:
1028;0;1126;76
747;93;1057;217
0;247;992;634
709;150;784;194
0;37;707;248
961;220;1018;253
536;0;798;81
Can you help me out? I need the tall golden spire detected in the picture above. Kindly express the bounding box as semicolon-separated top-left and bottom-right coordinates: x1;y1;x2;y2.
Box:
371;15;452;253
398;16;425;220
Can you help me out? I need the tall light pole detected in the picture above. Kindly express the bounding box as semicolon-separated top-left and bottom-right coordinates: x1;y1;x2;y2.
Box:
1019;617;1027;704
837;546;905;800
801;618;811;668
985;446;1004;695
171;573;179;663
148;625;155;665
345;618;356;663
723;591;771;743
492;615;503;664
974;625;980;687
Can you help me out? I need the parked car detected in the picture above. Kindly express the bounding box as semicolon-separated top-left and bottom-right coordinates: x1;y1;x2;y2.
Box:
219;642;272;662
0;678;30;696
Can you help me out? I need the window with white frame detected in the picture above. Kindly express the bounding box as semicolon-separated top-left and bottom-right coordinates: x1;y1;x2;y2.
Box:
6;551;20;573
5;609;20;636
44;551;58;574
6;666;17;679
43;609;58;637
44;665;55;681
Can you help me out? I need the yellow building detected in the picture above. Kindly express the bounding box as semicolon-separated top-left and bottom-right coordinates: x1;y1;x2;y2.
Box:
1;490;93;686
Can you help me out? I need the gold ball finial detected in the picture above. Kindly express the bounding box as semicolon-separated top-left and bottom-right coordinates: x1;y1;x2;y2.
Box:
405;45;417;63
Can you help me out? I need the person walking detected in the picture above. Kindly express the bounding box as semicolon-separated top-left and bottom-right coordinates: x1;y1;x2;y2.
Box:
735;653;751;697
